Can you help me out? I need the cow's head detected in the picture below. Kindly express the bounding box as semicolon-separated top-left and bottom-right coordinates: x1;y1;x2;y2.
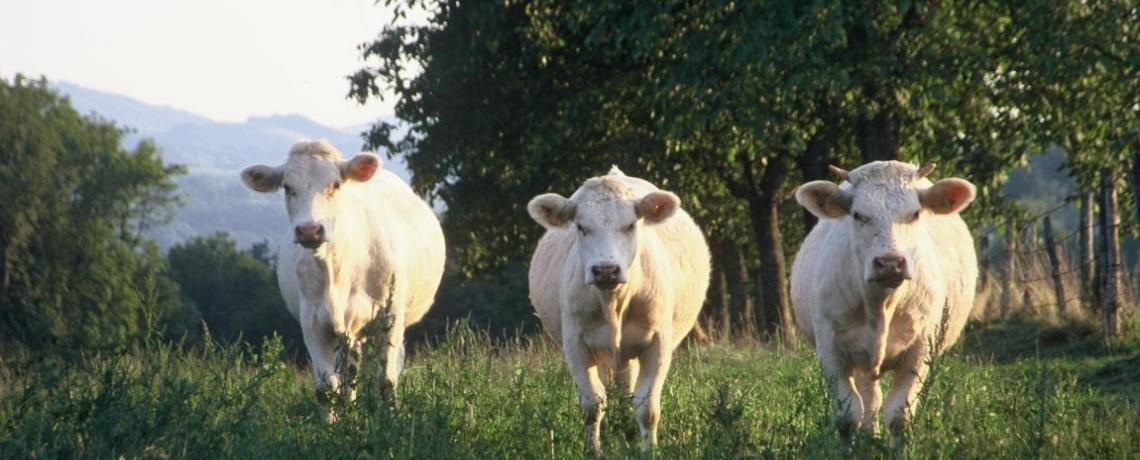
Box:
241;140;380;250
795;161;975;289
528;168;680;290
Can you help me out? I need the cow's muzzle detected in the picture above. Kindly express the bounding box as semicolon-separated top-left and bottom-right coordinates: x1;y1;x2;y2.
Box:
589;262;625;290
294;222;326;249
870;254;910;288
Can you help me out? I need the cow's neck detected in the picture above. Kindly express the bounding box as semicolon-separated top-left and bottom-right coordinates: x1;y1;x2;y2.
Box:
861;282;908;379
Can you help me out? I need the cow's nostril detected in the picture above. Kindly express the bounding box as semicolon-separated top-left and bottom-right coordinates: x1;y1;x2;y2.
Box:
590;263;620;280
295;223;326;248
873;256;906;272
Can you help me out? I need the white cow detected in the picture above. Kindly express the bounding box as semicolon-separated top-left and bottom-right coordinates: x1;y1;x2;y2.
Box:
527;167;710;455
791;161;977;449
241;140;445;399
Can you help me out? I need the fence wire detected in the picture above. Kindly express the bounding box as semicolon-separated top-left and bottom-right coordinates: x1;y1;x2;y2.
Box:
982;196;1136;316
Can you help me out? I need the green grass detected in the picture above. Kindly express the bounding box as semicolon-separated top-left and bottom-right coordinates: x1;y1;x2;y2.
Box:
2;319;1138;459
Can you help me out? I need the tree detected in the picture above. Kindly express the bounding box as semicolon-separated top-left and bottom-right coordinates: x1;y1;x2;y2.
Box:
0;75;188;353
351;0;1129;341
166;232;301;351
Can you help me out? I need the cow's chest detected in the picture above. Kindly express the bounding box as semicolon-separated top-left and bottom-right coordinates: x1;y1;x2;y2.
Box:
830;308;923;371
572;296;658;358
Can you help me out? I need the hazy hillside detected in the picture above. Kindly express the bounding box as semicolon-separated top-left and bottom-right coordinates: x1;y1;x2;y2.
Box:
55;82;409;251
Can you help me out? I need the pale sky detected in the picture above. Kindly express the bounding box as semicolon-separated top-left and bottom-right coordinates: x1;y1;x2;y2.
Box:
0;0;401;128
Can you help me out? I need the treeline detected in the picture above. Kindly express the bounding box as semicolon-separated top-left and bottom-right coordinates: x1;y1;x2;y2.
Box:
3;1;1138;356
0;78;301;356
350;0;1138;340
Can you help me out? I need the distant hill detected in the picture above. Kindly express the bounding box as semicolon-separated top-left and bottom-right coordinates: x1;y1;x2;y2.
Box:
54;82;410;251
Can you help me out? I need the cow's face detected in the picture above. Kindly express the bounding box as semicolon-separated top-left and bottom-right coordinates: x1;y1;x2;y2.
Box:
529;177;679;290
796;162;975;289
241;141;380;250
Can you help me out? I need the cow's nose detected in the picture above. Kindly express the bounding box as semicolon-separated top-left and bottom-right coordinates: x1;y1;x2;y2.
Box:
590;263;622;289
294;222;326;249
871;254;909;287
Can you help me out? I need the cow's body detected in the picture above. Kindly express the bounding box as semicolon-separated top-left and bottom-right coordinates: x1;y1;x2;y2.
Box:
527;167;710;455
791;161;977;448
241;140;445;397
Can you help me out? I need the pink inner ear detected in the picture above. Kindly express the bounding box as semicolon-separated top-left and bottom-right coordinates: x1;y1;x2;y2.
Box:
925;179;976;214
347;156;379;182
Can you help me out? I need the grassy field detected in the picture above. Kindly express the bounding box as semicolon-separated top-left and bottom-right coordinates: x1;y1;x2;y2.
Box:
2;318;1138;459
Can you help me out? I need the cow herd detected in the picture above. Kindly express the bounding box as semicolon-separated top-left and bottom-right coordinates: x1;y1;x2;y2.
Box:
242;140;980;455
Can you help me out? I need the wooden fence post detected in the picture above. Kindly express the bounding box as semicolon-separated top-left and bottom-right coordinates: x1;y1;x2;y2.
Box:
1099;169;1122;338
1042;215;1067;315
1001;216;1018;322
1079;192;1096;311
978;233;991;294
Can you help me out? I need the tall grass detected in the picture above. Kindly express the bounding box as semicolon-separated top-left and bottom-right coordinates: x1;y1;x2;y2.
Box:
2;317;1138;459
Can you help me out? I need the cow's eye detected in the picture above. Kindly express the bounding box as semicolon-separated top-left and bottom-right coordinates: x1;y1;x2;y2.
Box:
907;211;921;223
330;181;342;193
852;212;869;224
624;223;636;234
283;185;296;197
576;224;588;235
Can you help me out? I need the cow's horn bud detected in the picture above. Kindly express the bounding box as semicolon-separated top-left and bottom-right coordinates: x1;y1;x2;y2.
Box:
828;165;850;181
917;163;936;179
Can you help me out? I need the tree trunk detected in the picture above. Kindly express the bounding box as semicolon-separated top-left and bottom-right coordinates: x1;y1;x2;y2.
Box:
721;237;752;338
855;109;901;162
1130;152;1140;226
705;237;728;341
748;157;795;344
1079;192;1096;311
1098;169;1122;338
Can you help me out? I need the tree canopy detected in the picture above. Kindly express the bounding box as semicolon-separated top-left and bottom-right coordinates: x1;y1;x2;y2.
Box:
352;0;1137;339
0;75;189;353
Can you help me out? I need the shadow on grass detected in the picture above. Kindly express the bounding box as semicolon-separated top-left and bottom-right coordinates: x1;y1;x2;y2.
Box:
958;318;1140;401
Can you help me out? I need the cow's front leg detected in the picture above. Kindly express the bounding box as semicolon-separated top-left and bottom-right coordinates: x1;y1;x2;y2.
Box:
855;369;882;435
565;332;606;456
884;344;929;456
817;333;862;443
632;333;670;452
302;301;342;403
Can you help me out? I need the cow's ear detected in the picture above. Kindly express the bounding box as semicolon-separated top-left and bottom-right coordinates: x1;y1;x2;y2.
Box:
795;181;851;219
241;165;284;193
528;193;576;229
343;154;382;182
920;178;976;214
637;191;680;224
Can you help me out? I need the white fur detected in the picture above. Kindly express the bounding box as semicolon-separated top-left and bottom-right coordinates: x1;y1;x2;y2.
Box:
791;161;977;447
241;140;445;398
527;168;710;455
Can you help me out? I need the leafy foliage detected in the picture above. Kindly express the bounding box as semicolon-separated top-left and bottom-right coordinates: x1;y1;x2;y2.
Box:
0;75;188;353
166;232;303;352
